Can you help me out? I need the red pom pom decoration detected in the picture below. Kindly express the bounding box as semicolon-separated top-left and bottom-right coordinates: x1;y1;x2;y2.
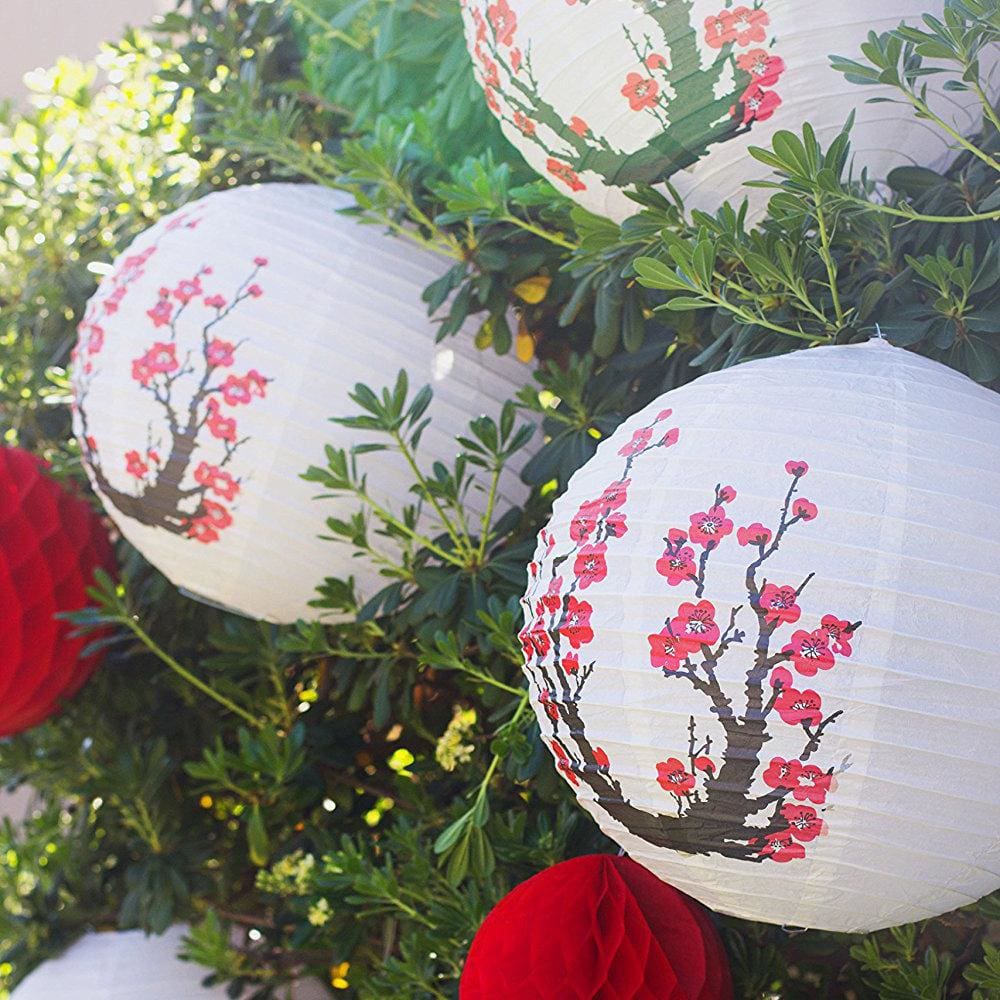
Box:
460;855;733;1000
0;447;115;734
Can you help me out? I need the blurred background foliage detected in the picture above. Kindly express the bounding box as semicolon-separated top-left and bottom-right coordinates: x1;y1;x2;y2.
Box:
0;0;997;998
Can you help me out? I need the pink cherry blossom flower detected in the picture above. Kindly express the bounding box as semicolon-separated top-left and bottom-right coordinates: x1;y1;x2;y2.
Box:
781;802;825;842
220;374;254;406
820;614;855;656
717;485;737;503
254;256;269;267
693;756;716;774
569;505;597;542
762;756;803;791
511;48;522;72
605;512;628;538
645;53;667;70
546;158;586;192
618;426;653;457
792;498;818;521
593;747;610;770
656;758;695;795
573;543;608;590
173;276;203;303
540;575;563;614
688;505;733;548
774;685;823;728
655;545;697;586
200;499;233;530
204;294;227;309
206;338;236;367
568;116;588;136
487;0;517;45
559;596;594;648
205;399;237;442
703;10;736;48
731;6;769;46
247;284;264;298
562;651;580;675
187;519;219;544
736;49;786;86
759;830;805;863
621;73;659;112
737;522;772;547
671;600;720;648
759;583;801;627
647;628;693;671
782;629;834;676
124;450;149;479
194;462;240;502
660;426;679;447
656;408;673;421
551;741;579;785
792;765;834;804
538;689;559;721
146;298;173;328
738;84;781;125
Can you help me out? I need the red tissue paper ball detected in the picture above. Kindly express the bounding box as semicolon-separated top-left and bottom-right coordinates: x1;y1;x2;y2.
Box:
0;447;116;735
460;854;733;1000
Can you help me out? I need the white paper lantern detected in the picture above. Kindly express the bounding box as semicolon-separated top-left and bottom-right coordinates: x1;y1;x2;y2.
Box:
11;926;230;999
462;0;998;221
72;183;534;623
519;339;1000;932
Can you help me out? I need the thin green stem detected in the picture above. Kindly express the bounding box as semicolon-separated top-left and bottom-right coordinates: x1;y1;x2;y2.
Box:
476;464;502;563
500;213;579;250
120;615;262;728
904;90;1000;172
814;194;847;327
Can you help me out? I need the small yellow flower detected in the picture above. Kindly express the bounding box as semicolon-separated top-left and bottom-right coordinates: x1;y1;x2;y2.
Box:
330;961;350;989
308;897;332;927
513;274;552;304
435;706;477;772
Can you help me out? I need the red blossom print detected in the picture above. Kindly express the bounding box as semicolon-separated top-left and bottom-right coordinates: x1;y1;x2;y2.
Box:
204;294;227;309
717;485;737;503
820;615;855;656
693;756;716;774
200;499;233;530
546;158;586;192
731;6;769;46
645;53;667;70
792;498;818;521
792;765;834;804
487;0;517;46
194;462;240;502
253;256;268;267
244;370;267;398
472;7;487;41
539;689;559;721
220;374;255;406
206;338;236;367
647;628;693;672
785;460;809;477
656;758;695;796
656;409;672;421
605;512;628;538
783;629;834;676
187;519;219;544
671;600;720;648
568;115;588;136
569;506;597;542
173;276;203;303
737;49;785;87
688;505;733;548
574;543;608;590
759;830;805;863
132;342;179;385
774;684;823;728
621;73;659;112
759;583;801;627
124;450;149;479
146;298;173;328
762;756;803;791
86;326;105;355
524;619;551;660
593;747;610;770
781;803;825;842
655;545;697;586
541;575;563;613
205;399;237;442
514;111;536;136
591;479;630;514
704;10;737;48
738;85;782;125
551;741;579;785
618;426;653;457
667;528;687;545
511;48;522;72
562;651;580;675
559;596;594;649
737;522;772;547
661;426;679;447
247;284;264;299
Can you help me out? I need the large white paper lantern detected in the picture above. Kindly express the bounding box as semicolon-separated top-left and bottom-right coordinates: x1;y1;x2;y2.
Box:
11;926;230;999
72;183;534;623
462;0;997;221
519;339;1000;932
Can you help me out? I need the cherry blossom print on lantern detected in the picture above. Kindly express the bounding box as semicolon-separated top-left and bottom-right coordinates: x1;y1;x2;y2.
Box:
461;1;998;221
73;183;534;624
519;339;1000;932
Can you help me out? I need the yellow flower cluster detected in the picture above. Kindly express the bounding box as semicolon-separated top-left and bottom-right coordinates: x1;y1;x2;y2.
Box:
434;705;477;772
254;849;316;896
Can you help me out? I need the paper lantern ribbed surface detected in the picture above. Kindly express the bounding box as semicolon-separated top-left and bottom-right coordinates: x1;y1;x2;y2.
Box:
460;855;732;999
519;340;1000;932
11;927;230;999
72;183;533;623
0;447;115;735
462;1;997;221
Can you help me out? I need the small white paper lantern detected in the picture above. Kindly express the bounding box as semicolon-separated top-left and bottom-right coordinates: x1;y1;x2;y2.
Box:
11;926;229;999
72;183;533;623
462;0;997;221
520;339;1000;932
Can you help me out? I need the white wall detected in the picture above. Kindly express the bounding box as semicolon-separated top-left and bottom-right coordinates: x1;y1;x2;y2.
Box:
0;0;173;102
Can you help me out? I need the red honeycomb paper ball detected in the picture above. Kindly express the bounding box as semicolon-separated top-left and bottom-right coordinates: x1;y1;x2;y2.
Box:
460;855;733;1000
0;447;116;734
